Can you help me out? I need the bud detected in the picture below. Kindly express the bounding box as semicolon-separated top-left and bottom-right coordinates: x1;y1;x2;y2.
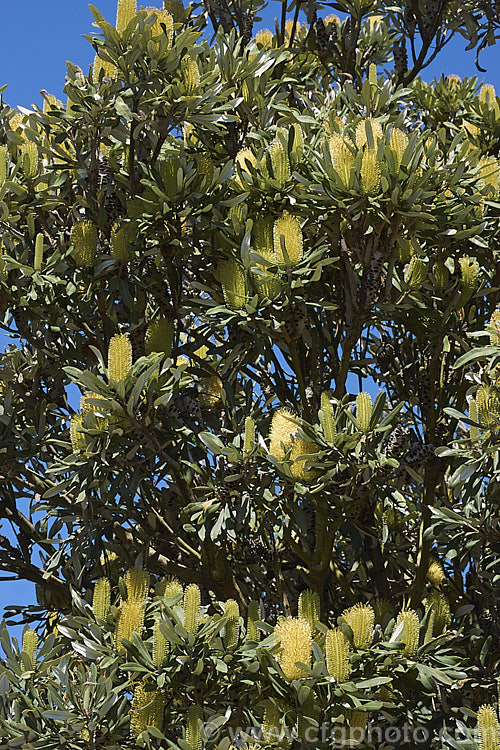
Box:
160;154;181;198
360;148;381;195
477;704;500;750
153;619;169;666
355;118;383;149
247;600;260;641
389;128;409;172
298;589;320;630
108;333;132;382
70;413;88;451
480;84;496;105
269;408;296;461
93;577;111;620
275;616;312;680
405;256;427;289
156;576;183;600
70;220;98;268
368;63;377;86
273;213;303;267
395;609;419;657
243;416;255;455
320;391;336;442
183;583;201;634
478;156;500;199
181;56;200;92
342;603;375;648
33;233;44;271
218;259;248;309
22;628;38;668
426;591;451;635
329;134;354;189
125;567;150;601
356;391;372;432
186;705;202;750
130;682;165;738
0;144;8;185
325;628;350;683
164;0;185;23
115;599;146;653
145;318;174;356
224;599;240;647
263;139;290;186
116;0;137;33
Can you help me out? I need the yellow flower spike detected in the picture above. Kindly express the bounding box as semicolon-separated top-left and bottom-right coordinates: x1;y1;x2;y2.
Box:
70;220;98;268
389;128;409;172
264;139;290;186
256;28;274;48
329;134;354;189
93;53;117;82
183;583;201;634
0;145;9;185
459;257;480;304
145;7;173;40
186;705;203;750
269;408;296;461
447;74;461;87
145;318;174;356
218;259;248;309
298;590;320;630
366;14;384;30
70;414;87;451
405;256;427;289
110;221;132;262
42;94;63;113
80;393;108;430
426;591;451;634
368;63;377;86
290;437;319;482
253;214;275;261
290;122;304;162
273;212;303;267
234;147;257;187
426;559;445;588
198;373;223;409
130;682;165;738
325;628;350;683
34;234;44;271
108;333;133;382
395;609;420;657
490;310;500;346
477;704;500;750
224;599;240;647
325;14;340;26
20;141;39;178
275;616;312;680
262;702;281;744
355;118;383;149
163;0;185;23
115;599;146;653
92;577;111;620
342;603;375;648
478;156;500;199
360;148;381;195
356;391;372;432
160;154;181;198
181;56;200;92
480;84;496;105
320;391;336;442
153;619;169;666
156;576;183;600
116;0;137;33
469;397;480;442
124;568;150;601
243;416;255;455
22;628;38;668
246;600;260;641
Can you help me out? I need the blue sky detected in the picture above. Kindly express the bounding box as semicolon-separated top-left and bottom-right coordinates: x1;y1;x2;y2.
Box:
0;0;499;639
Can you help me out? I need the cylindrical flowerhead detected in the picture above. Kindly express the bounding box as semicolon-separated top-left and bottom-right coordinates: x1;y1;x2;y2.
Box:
183;583;201;634
264;139;290;186
298;589;320;630
325;628;350;683
356;391;372;432
110;222;132;262
22;628;38;667
395;609;420;657
256;28;274;48
355;118;383;149
108;333;132;382
360;148;381;195
0;145;8;185
273;213;303;267
342;603;375;649
145;318;174;356
290;437;318;482
93;577;111;620
459;257;480;305
146;7;173;41
289;123;304;163
160;154;181;198
243;416;255;455
234;147;257;188
153;619;169;666
186;705;202;750
218;259;248;309
329;134;354;189
477;704;500;750
115;599;146;653
20;141;39;178
253;214;274;261
93;53;117;82
181;56;200;92
262;702;281;744
156;576;183;600
478;156;500;199
320;391;336;442
70;413;88;452
469;397;480;442
476;385;499;429
116;0;137;33
130;682;165;738
34;234;44;271
269;408;296;461
389;128;409;172
246;600;260;642
224;599;240;648
489;310;500;346
426;591;451;635
275;616;312;680
70;221;98;268
198;373;222;409
426;559;445;589
80;392;108;430
405;256;427;289
125;567;150;602
480;84;496;105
